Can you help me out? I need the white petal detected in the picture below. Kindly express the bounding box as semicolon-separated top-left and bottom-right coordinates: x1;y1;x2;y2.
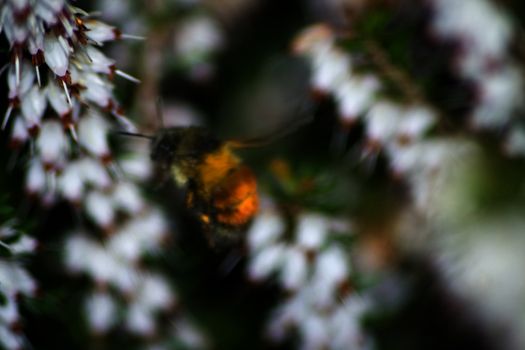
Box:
78;158;111;188
85;291;117;333
135;274;175;310
112;182;144;214
296;213;328;250
58;162;84;200
247;211;284;251
126;303;155;335
10;117;28;144
85;191;115;227
84;46;115;75
21;86;47;129
78;111;110;157
36;120;68;166
44;35;69;77
46;80;71;117
8;61;34;99
280;247;308;290
84;20;118;43
26;161;46;194
248;244;286;281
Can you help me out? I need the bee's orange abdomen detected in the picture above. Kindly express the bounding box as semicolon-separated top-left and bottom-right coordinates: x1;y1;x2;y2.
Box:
212;165;259;227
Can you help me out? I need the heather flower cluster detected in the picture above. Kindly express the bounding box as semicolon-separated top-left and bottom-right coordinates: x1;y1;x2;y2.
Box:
293;24;438;208
430;0;523;131
1;0;137;202
0;222;37;350
1;0;206;345
246;203;372;349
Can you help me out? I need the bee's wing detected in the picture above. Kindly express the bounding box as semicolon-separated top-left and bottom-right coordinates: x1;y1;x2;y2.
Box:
227;112;314;149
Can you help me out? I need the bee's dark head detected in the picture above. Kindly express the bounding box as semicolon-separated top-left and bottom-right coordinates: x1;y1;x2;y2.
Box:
150;126;222;166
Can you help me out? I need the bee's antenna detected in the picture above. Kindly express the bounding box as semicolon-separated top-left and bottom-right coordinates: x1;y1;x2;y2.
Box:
155;97;165;128
115;131;154;140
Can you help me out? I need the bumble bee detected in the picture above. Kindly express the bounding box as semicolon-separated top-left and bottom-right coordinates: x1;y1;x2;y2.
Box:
149;126;259;234
120;109;311;240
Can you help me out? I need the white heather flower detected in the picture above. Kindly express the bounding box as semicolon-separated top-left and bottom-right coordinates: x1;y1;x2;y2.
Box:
398;106;436;141
247;211;285;251
311;48;351;93
20;86;47;130
26;160;46;194
7;61;34;100
46;80;71;118
329;295;370;349
335;76;380;122
311;245;349;308
36;120;68;168
174;16;223;61
78;111;111;158
107;211;167;262
10;117;29;145
135;274;175;310
471;68;523;128
57;162;84;201
0;295;18;324
296;213;328;250
280;247;308;291
84;19;120;43
0;327;23;350
84;46;115;75
85;291;118;333
43;35;70;77
0;222;37;350
0;262;37;297
430;0;523;131
9;236;37;255
365;101;402;144
248;244;286;281
80;72;113;109
112;182;144;214
126;303;155;336
78;158;112;189
300;314;330;350
119;153;153;180
85;191;115;228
